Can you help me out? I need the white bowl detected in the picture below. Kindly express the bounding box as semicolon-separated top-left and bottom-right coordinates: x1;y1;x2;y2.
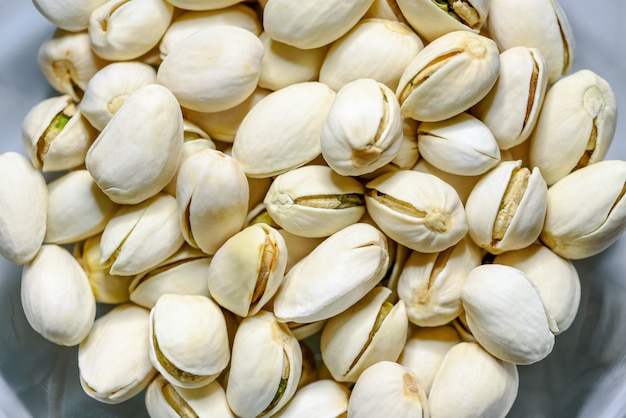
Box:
0;1;625;416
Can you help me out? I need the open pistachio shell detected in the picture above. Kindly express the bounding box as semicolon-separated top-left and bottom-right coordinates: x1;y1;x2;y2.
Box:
321;286;409;383
208;223;288;317
149;294;230;389
226;310;302;418
78;303;156;404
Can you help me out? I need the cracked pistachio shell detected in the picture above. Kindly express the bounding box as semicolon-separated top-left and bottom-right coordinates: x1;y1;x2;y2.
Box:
89;0;174;61
398;235;482;327
494;244;580;334
176;149;249;255
78;303;156;404
412;159;480;204
365;170;468;253
263;0;375;49
417;112;500;176
263;165;366;238
101;193;184;276
33;0;107;31
226;310;302;418
540;160;626;259
488;0;575;83
74;234;133;304
465;160;547;254
321;78;403;176
319;18;424;92
150;294;230;388
529;69;617;186
184;87;270;143
273;379;350;418
167;0;244;11
86;84;183;205
80;61;157;131
129;245;211;308
22;95;97;172
163;131;216;196
21;244;95;346
461;264;557;365
160;6;261;59
145;375;234;418
396;30;500;122
0;152;47;264
321;286;408;383
399;325;461;395
232;82;336;178
37;29;108;101
157;25;263;113
273;223;389;323
429;342;519;418
397;0;489;42
472;47;549;150
347;361;429;418
44;170;118;244
208;223;288;317
259;31;329;91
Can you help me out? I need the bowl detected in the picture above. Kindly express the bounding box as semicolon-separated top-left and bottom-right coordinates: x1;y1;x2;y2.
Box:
1;0;625;416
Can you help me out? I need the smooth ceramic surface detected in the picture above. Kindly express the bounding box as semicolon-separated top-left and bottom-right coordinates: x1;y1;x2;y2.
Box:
0;1;625;417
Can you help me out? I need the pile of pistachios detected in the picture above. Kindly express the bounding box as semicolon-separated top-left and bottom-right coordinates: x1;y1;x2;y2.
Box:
1;0;625;416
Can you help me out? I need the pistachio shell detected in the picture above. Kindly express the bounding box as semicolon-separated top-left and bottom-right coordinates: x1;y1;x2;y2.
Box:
150;294;230;388
78;303;156;404
33;0;107;31
166;0;243;10
272;380;350;418
0;152;47;264
85;84;184;205
21;244;96;346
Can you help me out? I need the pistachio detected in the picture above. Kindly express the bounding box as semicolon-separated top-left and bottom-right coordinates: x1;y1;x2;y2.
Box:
78;303;156;404
365;170;468;253
529;69;617;185
21;244;96;346
80;61;157;131
162;131;216;196
397;0;490;41
22;95;97;171
226;310;302;418
540;160;626;259
347;361;430;418
100;193;184;276
264;165;366;238
85;84;184;205
494;244;581;334
461;264;557;365
396;30;500;122
150;294;230;388
321;78;404;176
273;223;389;324
465;160;548;254
417;112;500;176
472;46;549;150
145;375;235;418
399;325;461;395
319;18;424;91
129;245;211;308
263;0;376;49
0;152;47;264
157;25;263;113
74;234;133;304
166;0;244;11
397;236;483;327
33;0;108;31
88;0;174;61
44;170;118;244
37;29;108;101
488;0;575;83
232;82;336;178
321;286;409;383
272;379;350;418
429;342;519;418
176;149;249;255
207;223;288;317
